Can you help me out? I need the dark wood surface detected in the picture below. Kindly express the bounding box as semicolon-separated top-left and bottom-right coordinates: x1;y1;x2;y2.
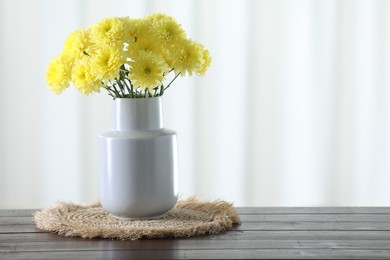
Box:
1;207;390;259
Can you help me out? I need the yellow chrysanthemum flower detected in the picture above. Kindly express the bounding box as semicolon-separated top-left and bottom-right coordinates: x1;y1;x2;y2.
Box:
145;13;166;23
170;39;203;76
90;17;125;48
45;14;211;98
63;29;92;59
196;49;212;76
125;18;166;60
127;37;162;60
121;16;142;44
146;13;186;46
129;51;169;90
45;54;73;94
91;46;127;82
130;18;157;44
72;59;102;95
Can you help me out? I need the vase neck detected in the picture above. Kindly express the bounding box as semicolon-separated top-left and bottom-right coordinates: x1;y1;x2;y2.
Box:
112;97;163;131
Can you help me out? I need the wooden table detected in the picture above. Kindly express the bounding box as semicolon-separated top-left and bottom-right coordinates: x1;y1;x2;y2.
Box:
1;207;390;259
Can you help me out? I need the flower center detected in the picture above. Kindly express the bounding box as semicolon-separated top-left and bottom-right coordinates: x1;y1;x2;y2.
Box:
144;67;151;75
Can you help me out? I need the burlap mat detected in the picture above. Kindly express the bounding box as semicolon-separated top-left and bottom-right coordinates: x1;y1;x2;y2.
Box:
33;197;241;240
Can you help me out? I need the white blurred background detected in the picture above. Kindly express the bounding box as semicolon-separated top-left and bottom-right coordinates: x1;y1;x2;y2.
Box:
0;0;389;209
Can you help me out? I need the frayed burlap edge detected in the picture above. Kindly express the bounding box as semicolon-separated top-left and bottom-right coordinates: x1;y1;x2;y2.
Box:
33;197;241;240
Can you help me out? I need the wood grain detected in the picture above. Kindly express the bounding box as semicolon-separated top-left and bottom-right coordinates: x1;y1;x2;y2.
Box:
1;207;390;259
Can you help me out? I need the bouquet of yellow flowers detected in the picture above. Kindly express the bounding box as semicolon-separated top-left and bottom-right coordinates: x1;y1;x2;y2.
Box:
46;13;211;98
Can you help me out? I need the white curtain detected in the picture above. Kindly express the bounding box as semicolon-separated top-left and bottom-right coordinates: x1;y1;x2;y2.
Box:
1;0;389;208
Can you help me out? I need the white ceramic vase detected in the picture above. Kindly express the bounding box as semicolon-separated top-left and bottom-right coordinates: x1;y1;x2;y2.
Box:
98;97;179;220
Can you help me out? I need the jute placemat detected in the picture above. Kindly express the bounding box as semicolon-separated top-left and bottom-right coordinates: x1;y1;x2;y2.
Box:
33;197;241;240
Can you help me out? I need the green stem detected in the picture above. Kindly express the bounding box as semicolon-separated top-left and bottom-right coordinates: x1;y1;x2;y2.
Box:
104;86;116;99
159;84;164;96
116;79;126;97
110;81;121;98
123;79;132;97
164;72;181;92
